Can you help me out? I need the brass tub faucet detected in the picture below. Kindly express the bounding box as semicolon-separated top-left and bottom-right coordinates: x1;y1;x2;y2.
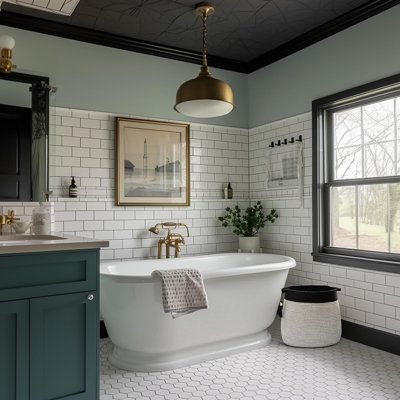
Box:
148;222;190;259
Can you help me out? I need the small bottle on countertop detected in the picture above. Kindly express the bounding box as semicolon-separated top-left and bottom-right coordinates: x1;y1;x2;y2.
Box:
227;182;233;199
69;176;78;198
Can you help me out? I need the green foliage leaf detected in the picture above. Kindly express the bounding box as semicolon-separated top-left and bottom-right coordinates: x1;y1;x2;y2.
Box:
218;201;279;236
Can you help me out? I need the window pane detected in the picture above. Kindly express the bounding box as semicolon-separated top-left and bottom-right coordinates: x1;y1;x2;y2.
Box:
363;98;395;143
358;184;389;252
333;108;362;180
335;145;362;179
364;142;395;177
334;108;361;148
332;97;399;180
330;183;400;253
388;183;400;253
331;186;356;248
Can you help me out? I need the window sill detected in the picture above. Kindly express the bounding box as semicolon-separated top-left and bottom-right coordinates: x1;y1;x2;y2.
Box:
312;251;400;274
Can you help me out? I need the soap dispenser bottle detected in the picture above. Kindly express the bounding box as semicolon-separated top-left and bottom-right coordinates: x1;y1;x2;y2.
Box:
227;182;233;199
69;176;78;198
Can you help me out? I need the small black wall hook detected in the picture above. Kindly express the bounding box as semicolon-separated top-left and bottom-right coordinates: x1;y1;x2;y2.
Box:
269;134;303;148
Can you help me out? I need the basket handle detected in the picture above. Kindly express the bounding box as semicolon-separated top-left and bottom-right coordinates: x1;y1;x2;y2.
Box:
277;301;283;318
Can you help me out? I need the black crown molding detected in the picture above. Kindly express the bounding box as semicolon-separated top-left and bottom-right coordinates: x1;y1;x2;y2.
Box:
246;0;400;73
0;0;399;74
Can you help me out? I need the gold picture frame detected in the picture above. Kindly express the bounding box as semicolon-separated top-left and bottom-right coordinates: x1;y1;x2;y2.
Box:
115;117;190;206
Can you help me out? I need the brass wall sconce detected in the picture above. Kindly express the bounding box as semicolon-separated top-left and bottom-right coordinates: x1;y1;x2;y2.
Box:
0;35;15;73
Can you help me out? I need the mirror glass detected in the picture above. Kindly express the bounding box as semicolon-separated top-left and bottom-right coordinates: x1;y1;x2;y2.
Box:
0;74;49;201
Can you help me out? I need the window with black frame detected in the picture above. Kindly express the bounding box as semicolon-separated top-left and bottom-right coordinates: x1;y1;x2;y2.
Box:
313;74;400;273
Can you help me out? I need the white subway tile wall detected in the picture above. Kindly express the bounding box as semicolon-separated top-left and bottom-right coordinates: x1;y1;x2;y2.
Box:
249;112;400;335
47;107;249;260
1;106;400;336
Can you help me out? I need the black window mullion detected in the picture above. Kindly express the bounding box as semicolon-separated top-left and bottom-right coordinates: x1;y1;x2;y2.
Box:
327;175;400;187
324;86;400;114
323;183;331;248
361;104;365;179
355;185;359;249
326;110;335;183
387;183;391;253
394;98;398;175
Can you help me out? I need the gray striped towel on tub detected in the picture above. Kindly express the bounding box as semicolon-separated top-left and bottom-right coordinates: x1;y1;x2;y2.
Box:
151;269;209;318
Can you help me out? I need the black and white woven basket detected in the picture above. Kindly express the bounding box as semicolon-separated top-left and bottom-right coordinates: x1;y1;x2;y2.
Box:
278;285;342;348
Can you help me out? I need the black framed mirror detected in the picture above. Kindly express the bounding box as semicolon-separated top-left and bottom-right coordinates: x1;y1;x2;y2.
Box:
0;71;50;201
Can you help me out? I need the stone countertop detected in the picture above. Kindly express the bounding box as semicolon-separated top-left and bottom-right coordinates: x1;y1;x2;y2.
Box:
0;233;109;254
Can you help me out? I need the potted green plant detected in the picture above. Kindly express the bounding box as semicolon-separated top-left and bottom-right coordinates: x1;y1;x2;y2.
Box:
218;201;278;252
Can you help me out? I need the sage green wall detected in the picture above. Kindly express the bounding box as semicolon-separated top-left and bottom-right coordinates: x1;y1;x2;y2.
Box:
0;26;248;128
248;5;400;128
3;3;400;130
0;80;31;108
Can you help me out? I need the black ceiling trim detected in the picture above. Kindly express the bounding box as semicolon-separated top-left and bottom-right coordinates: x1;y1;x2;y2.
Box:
0;71;49;84
0;10;247;73
0;0;399;74
246;0;400;73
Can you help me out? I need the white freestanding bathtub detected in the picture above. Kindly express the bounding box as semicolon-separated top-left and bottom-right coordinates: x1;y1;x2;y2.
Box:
100;252;295;372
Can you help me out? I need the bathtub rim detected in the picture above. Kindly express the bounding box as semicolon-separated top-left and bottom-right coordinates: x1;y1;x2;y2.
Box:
100;252;295;282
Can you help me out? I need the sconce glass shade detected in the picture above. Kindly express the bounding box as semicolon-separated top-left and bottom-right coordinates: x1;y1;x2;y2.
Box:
175;67;234;118
0;35;15;50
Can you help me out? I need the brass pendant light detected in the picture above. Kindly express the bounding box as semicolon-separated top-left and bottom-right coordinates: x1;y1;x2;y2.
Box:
174;2;235;118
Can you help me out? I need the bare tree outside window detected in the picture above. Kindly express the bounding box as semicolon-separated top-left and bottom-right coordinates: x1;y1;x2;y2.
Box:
331;96;400;253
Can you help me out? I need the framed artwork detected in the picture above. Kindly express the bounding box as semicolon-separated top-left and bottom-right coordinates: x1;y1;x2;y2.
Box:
115;117;190;206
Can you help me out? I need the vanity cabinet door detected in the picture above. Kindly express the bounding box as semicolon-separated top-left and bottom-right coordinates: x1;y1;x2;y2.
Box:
0;300;29;400
30;292;98;400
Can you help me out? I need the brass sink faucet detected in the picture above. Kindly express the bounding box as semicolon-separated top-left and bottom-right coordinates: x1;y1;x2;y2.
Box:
0;210;20;235
148;222;190;258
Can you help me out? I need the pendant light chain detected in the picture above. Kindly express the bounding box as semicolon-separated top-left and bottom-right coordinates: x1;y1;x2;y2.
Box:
202;12;208;68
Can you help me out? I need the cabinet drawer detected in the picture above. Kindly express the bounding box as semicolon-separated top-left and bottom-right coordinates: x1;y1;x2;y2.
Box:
0;250;98;302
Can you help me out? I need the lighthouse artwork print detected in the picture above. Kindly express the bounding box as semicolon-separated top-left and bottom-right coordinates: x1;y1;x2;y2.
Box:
116;117;190;206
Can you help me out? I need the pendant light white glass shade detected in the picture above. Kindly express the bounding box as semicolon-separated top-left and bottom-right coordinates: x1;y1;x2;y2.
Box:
175;67;234;118
175;99;234;118
0;35;15;49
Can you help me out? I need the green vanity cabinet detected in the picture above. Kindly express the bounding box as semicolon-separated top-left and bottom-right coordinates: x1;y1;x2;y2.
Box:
0;300;29;400
0;249;100;400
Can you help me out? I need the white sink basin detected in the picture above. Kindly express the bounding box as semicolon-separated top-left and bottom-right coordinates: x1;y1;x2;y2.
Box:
0;232;108;254
0;234;66;243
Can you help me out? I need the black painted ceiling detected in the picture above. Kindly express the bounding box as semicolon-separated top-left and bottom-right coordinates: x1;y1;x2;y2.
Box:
3;0;374;63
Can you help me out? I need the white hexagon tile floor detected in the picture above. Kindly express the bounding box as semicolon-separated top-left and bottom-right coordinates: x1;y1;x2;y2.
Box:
100;320;400;400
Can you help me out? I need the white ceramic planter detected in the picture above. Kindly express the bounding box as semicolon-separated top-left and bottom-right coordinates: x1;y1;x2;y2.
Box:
238;236;260;253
